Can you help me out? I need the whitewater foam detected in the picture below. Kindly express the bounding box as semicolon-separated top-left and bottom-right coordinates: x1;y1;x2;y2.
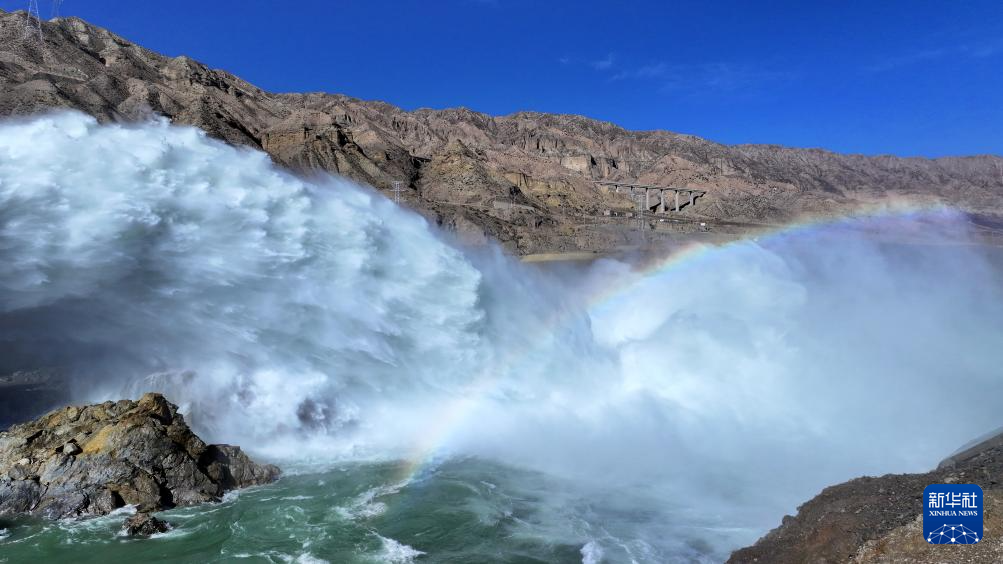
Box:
0;111;489;457
580;540;604;564
376;535;425;563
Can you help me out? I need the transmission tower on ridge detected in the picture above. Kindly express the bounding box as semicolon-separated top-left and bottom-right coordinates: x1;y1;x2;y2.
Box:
23;0;43;43
636;191;645;242
391;180;404;204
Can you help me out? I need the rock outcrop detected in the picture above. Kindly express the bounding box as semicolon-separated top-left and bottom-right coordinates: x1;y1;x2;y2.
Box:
1;10;1001;254
729;432;1003;563
0;393;279;520
123;512;172;536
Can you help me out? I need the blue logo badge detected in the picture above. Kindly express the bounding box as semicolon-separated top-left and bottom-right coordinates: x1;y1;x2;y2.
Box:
923;484;983;544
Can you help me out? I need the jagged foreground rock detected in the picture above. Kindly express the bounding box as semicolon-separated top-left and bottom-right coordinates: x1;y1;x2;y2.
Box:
123;512;172;536
729;433;1003;563
0;393;279;519
1;9;1001;253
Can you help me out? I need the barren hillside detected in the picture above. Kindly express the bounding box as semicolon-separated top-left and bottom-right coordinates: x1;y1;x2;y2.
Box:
2;10;1001;253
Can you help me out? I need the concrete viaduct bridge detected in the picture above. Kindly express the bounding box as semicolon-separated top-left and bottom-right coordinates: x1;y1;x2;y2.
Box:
595;181;706;214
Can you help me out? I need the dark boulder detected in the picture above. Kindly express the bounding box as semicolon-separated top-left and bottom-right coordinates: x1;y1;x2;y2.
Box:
123;512;172;536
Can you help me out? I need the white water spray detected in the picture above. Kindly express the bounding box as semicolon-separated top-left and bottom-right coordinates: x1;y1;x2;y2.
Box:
2;113;1002;560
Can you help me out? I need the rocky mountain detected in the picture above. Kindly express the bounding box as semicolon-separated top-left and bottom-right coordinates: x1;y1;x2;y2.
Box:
0;393;279;520
1;9;1002;253
729;432;1003;563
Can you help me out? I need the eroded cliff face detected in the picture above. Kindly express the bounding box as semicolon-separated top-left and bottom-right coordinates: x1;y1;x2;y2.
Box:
1;10;1001;253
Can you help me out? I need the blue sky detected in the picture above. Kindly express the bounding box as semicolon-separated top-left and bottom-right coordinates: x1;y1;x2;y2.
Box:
8;0;1003;157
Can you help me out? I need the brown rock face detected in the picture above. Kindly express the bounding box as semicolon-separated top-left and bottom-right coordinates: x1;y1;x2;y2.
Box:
728;433;1003;563
0;10;1001;254
0;393;279;520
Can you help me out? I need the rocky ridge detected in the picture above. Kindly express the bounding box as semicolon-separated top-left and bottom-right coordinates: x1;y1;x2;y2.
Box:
1;10;1002;253
0;393;279;520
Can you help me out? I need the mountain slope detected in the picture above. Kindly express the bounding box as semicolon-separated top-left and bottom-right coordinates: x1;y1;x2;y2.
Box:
1;10;1001;253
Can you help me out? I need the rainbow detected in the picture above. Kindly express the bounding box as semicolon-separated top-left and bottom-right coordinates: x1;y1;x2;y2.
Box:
389;200;958;485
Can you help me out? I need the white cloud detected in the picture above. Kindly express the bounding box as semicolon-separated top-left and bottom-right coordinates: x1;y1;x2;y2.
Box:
867;37;1003;72
608;60;791;96
611;62;668;81
591;53;615;71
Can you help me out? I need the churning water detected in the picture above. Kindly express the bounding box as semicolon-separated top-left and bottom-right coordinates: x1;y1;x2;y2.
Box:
2;113;1003;563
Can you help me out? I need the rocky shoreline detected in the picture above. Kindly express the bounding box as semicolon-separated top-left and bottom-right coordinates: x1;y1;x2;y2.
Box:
729;431;1003;563
0;393;279;525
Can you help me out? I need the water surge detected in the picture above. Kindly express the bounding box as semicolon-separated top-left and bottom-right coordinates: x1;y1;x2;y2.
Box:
2;112;1003;562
